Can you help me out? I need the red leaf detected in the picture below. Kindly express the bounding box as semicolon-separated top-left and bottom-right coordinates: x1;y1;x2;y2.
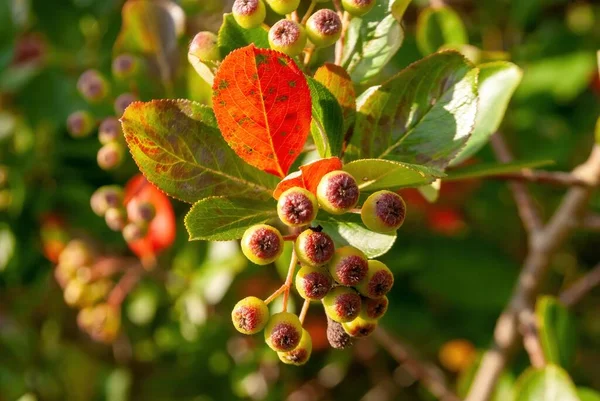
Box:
212;45;312;178
272;157;342;200
273;171;304;200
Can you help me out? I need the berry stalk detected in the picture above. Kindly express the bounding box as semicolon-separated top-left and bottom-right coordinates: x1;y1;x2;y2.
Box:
298;298;310;324
282;247;299;312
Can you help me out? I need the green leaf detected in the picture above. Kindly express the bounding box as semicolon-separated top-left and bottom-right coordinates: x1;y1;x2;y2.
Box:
416;6;468;56
217;13;269;57
0;223;15;271
306;77;344;158
451;62;523;165
391;0;412;21
445;160;555;181
536;296;577;369
316;213;396;258
122;99;279;203
342;0;404;84
185;197;277;241
578;387;600;401
514;365;580;401
314;63;357;138
343;159;445;192
352;51;478;169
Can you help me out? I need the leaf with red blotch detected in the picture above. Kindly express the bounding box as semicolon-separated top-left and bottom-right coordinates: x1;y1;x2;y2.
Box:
212;45;312;178
314;64;356;135
273;157;342;199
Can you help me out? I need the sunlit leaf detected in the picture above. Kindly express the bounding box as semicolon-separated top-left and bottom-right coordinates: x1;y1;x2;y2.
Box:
514;365;579;401
416;6;467;56
536;296;577;369
307;77;344;158
314;63;357;136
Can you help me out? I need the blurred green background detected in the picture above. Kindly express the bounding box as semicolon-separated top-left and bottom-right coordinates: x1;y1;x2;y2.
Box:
1;0;599;400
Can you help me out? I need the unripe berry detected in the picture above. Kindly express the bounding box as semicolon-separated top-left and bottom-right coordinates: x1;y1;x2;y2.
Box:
66;110;95;138
268;20;307;57
231;296;270;334
265;0;300;15
306;9;342;48
114;92;137;116
189;31;220;62
88;303;121;343
295;265;333;300
112;53;142;79
277;187;318;227
328;246;368;286
232;0;266;29
342;315;377;337
91;185;124;217
77;69;109;102
127;199;156;223
278;329;312;365
123;222;148;242
316;171;359;214
341;0;376;17
361;295;388;320
294;228;335;267
322;286;361;323
98;117;122;145
264;312;303;352
241;224;284;265
105;207;127;231
97;142;124;170
355;260;394;298
59;239;95;268
326;315;353;349
361;190;406;233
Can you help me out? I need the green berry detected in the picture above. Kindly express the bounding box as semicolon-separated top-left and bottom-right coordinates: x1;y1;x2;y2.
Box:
269;20;307;57
326;315;354;349
232;0;266;29
322;286;361;323
97;142;124;170
306;9;342;48
77;69;109;103
114;92;137;116
361;190;406;233
278;328;312;365
189;31;220;62
316;171;359;214
112;53;142;79
295;265;332;300
294;228;335;267
328;246;368;286
277;187;318;227
342;315;378;337
355;260;394;298
341;0;376;16
123;222;148;243
241;224;284;265
264;312;303;352
231;296;270;334
265;0;300;15
66;110;95;138
98;117;122;145
105;207;127;231
361;295;388;320
91;185;124;217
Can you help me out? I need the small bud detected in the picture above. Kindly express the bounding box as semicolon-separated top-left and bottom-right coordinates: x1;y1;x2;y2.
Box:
66;110;95;138
328;246;368;286
232;0;267;29
326;315;353;349
269;19;307;57
277;187;319;227
295;228;335;267
316;171;359;215
278;329;312;365
241;224;284;265
105;207;127;231
98;117;122;145
361;295;388;320
112;53;142;79
126;199;156;223
322;286;362;323
355;260;394;298
123;222;148;242
342;315;377;337
265;0;300;15
341;0;376;17
306;9;342;48
361;190;406;233
231;296;270;334
114;92;137;116
97;142;124;170
264;312;303;352
77;69;109;102
189;31;220;62
295;265;333;300
91;185;124;217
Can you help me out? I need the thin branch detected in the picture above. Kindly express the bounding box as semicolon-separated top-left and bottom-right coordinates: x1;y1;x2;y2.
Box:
488;171;590;187
490;134;543;234
107;265;143;307
559;263;600;307
466;145;600;401
518;308;545;368
264;284;286;305
373;327;462;401
299;299;310;324
282;248;298;312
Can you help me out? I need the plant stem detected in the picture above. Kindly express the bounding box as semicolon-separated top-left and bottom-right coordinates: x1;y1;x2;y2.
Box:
486;170;591;187
303;46;316;71
107;265;143;307
299;299;310;323
264;284;287;305
301;0;317;25
335;11;351;66
559;262;600;306
282;248;299;312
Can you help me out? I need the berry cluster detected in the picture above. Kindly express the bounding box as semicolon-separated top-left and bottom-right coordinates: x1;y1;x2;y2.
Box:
232;170;406;365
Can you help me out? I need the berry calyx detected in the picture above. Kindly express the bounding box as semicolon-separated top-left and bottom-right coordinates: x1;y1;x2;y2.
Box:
342;315;378;337
355;260;394;298
295;228;335;267
231;296;270;334
361;295;388;320
77;69;109;103
341;0;376;17
189;31;221;62
322;286;362;323
361;190;406;233
295;265;333;300
316;171;360;215
105;207;127;231
66;111;95;138
268;20;307;57
97;142;124;170
326;315;353;349
264;312;303;352
306;9;342;48
241;224;284;265
278;328;312;365
328;246;368;286
98;117;122;145
91;186;124;217
277;187;318;227
265;0;300;15
232;0;266;29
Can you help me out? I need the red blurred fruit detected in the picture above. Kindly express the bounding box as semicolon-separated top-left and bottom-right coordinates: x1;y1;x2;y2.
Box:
302;314;329;352
427;207;466;236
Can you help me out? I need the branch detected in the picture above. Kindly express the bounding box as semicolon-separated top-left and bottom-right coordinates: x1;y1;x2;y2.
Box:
518;308;545;368
466;144;600;401
488;171;590;187
373;327;462;401
107;265;144;307
559;262;600;307
490;134;543;234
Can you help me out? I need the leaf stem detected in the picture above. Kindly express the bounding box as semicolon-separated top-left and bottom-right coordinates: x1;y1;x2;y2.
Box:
282;247;299;312
299;299;310;324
